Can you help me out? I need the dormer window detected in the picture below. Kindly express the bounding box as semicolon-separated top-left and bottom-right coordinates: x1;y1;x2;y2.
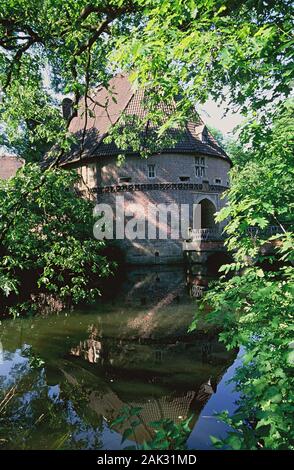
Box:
195;124;208;143
195;156;206;177
147;164;156;178
215;178;222;185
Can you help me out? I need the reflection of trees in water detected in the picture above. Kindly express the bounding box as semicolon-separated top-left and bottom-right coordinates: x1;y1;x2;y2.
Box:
0;275;237;449
0;333;236;449
0;361;104;450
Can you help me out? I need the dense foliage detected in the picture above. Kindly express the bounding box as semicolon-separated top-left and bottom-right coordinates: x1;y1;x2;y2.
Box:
0;164;111;316
111;406;192;450
191;101;294;449
200;266;293;450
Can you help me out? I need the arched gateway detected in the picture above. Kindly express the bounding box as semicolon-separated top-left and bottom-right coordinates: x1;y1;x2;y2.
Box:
199;198;217;230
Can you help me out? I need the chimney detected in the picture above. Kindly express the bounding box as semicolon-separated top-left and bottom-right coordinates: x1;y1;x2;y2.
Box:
62;98;74;121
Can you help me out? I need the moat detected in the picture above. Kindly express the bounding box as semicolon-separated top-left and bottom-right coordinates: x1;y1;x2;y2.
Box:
0;266;241;450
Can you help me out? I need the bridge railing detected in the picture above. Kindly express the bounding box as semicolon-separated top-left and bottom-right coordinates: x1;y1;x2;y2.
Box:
185;228;225;241
185;225;285;243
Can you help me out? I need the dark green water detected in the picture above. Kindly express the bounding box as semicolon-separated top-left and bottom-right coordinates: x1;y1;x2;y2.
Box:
0;266;240;450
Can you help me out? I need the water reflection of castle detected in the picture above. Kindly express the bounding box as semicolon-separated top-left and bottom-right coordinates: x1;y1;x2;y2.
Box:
68;320;235;445
0;266;236;448
65;266;235;445
105;262;225;306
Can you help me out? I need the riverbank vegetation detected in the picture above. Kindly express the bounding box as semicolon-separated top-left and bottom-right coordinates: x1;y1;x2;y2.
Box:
191;100;294;449
0;0;293;450
0;164;112;316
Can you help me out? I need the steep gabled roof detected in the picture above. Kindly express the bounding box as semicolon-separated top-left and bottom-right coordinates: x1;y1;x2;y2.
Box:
59;74;230;165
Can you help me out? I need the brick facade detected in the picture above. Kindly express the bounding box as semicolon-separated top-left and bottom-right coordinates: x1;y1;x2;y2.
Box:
68;152;230;264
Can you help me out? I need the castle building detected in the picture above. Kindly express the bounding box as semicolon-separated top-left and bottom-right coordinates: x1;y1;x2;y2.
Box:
59;75;231;265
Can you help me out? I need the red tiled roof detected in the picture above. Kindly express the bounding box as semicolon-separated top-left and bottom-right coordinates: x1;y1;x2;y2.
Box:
59;74;230;165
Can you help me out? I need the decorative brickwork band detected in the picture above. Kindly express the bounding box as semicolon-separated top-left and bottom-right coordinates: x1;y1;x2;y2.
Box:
91;183;227;195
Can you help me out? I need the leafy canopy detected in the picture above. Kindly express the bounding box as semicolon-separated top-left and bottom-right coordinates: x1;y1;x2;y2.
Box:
0;164;111;315
0;1;292;160
191;100;294;449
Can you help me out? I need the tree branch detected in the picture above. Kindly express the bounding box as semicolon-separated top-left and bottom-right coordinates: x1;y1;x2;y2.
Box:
0;18;43;43
3;37;35;90
75;18;112;56
77;3;135;22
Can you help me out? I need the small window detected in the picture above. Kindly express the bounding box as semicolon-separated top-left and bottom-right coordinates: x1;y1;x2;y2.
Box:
215;178;222;185
148;164;156;178
179;176;190;181
119;176;131;183
83;164;96;185
195;156;206;177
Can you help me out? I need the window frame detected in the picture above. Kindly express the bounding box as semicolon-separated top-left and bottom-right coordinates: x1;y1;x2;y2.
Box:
147;163;156;179
195;156;206;178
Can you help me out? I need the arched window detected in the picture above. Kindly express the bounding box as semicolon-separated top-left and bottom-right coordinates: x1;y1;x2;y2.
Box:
199;198;216;229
